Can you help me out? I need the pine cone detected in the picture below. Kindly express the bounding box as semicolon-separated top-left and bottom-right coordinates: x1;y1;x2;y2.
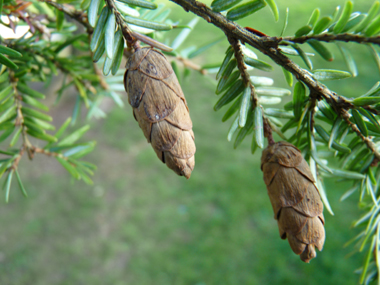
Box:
124;47;195;178
261;141;325;262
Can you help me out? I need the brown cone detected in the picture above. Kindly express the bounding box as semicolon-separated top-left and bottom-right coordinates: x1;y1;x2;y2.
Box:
261;141;325;263
124;47;195;178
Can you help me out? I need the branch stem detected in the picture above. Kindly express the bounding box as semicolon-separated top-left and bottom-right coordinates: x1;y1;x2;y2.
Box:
264;118;275;145
176;56;207;74
279;33;380;46
227;36;257;107
39;0;93;32
104;0;135;45
341;110;380;161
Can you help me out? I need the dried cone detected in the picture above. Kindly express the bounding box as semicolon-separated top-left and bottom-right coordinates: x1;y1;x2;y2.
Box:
261;141;325;262
124;46;195;178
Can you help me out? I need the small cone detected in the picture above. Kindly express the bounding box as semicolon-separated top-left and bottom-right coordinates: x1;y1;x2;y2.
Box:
124;47;195;178
261;141;325;263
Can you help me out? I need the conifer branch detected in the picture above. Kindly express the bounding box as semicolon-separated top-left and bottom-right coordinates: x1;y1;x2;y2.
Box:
279;33;380;46
169;0;339;105
170;0;380;160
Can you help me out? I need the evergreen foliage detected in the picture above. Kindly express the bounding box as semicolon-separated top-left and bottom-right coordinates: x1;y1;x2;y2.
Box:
1;0;380;282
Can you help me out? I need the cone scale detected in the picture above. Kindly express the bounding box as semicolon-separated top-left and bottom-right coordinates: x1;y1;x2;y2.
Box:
124;46;196;178
261;141;325;262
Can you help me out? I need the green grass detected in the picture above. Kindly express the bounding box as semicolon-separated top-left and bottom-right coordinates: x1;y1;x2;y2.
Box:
0;0;378;284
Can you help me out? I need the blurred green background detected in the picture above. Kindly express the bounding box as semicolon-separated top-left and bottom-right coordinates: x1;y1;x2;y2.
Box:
0;0;379;284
